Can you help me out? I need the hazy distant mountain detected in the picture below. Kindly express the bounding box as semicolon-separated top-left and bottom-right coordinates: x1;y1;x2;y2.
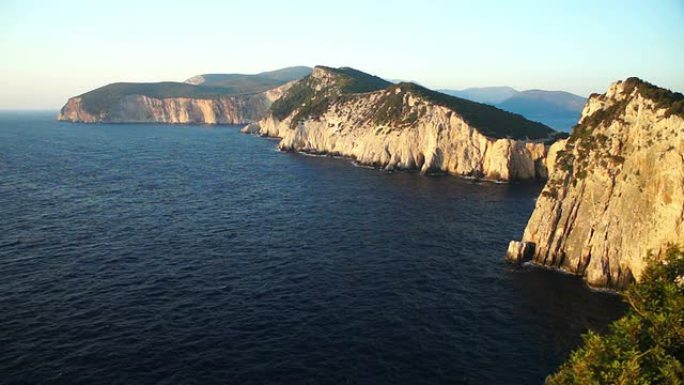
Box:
255;66;313;82
184;66;312;89
439;87;519;105
497;89;585;116
438;86;586;131
496;90;586;131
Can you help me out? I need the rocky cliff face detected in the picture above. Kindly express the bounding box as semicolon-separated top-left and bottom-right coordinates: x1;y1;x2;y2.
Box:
508;78;684;288
57;82;292;124
243;66;560;181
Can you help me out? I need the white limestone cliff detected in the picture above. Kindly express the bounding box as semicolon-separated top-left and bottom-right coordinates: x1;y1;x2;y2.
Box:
243;67;560;181
57;82;293;125
507;78;684;288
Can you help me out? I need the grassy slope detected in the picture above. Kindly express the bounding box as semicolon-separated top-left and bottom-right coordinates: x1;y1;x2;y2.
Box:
394;83;555;140
272;66;554;140
183;75;284;90
191;67;312;88
439;86;519;105
76;67;314;116
77;82;260;116
270;67;392;125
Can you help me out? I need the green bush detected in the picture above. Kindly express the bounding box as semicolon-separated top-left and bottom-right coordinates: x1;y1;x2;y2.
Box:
319;66;392;94
547;245;684;384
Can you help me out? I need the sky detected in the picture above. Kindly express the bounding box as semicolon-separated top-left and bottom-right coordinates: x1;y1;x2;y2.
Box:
1;0;683;109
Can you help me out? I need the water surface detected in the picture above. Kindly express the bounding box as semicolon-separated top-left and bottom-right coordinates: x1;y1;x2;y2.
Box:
0;112;625;385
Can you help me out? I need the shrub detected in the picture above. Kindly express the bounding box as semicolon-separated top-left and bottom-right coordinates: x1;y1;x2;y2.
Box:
547;245;684;384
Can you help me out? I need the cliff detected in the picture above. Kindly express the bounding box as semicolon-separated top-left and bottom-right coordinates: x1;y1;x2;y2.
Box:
507;78;684;288
57;83;291;124
243;66;561;181
58;83;292;124
57;66;312;124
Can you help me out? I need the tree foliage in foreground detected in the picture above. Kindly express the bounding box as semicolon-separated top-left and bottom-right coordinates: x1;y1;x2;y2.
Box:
547;245;684;384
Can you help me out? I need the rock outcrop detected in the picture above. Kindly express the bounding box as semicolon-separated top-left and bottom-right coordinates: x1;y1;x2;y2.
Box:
508;78;684;288
58;82;293;124
243;66;561;181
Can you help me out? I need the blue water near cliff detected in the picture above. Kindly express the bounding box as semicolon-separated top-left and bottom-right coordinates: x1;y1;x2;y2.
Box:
0;112;625;385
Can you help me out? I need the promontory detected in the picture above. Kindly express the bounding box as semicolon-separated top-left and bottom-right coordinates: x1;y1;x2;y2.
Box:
243;66;564;181
507;78;684;289
57;66;312;124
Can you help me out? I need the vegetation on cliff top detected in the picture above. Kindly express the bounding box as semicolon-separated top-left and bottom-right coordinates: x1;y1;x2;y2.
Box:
543;77;684;197
77;67;313;115
270;66;392;125
78;82;250;115
622;77;684;119
316;66;392;94
374;83;556;140
575;77;684;132
272;66;556;140
190;66;312;87
547;245;684;384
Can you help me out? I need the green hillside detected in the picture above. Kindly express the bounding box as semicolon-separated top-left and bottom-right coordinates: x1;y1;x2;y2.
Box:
271;66;555;140
394;83;555;140
316;66;392;93
77;82;251;116
270;66;392;124
189;66;312;88
76;66;313;116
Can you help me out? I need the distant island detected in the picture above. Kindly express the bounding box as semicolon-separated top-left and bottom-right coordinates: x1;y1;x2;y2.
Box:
58;66;312;124
59;65;566;182
244;66;561;182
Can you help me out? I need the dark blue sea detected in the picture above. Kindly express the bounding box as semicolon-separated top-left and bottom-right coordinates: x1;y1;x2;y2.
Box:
0;112;625;385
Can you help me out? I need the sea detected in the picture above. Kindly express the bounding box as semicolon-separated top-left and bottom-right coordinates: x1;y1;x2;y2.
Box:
0;111;626;385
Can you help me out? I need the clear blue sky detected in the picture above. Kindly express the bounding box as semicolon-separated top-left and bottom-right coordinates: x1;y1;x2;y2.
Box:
1;0;683;109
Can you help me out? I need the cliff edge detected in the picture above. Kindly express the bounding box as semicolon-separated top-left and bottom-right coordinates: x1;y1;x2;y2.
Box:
57;66;312;124
243;66;562;181
507;78;684;288
58;82;294;125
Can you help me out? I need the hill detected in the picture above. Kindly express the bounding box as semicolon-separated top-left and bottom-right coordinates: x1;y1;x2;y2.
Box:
184;66;312;88
58;66;312;123
244;65;559;182
270;67;553;140
440;86;586;131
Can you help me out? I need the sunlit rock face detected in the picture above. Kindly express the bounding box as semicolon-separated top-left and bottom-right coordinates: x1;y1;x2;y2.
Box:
508;78;684;289
58;82;293;125
243;66;559;181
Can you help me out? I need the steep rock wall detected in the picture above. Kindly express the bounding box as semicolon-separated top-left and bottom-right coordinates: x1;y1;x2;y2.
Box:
508;79;684;288
243;77;559;181
57;82;292;124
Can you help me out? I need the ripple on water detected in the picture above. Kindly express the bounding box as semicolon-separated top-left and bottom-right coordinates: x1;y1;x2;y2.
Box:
0;112;626;385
